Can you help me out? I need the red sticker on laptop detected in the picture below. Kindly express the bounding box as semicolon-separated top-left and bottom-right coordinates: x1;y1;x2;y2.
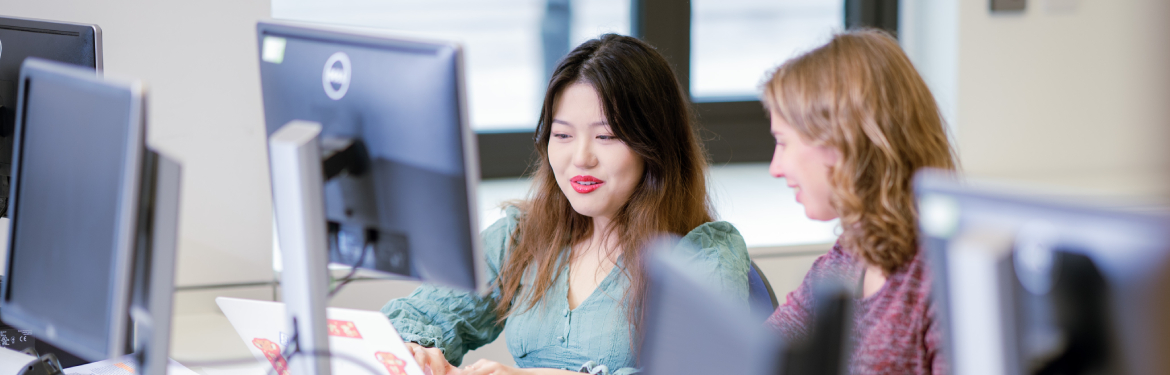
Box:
375;351;408;375
252;338;291;375
113;362;135;373
327;319;363;338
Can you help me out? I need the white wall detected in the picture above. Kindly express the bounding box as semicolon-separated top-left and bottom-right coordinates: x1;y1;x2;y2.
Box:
900;0;960;141
904;0;1170;203
2;1;276;287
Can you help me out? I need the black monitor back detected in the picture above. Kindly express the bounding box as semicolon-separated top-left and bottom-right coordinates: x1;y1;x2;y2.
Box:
916;170;1170;374
0;16;102;216
257;22;481;291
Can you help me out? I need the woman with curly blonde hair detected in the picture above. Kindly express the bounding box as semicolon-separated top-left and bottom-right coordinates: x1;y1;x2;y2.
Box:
763;29;956;374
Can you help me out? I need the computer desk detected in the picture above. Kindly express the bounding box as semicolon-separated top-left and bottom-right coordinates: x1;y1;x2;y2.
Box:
168;272;423;375
155;163;839;374
165;243;829;375
0;346;34;374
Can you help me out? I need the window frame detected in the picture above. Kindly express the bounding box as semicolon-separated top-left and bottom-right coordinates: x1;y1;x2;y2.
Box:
475;0;897;179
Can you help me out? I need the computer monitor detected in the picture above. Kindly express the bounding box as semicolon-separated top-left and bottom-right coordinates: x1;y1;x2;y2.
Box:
0;16;102;217
916;170;1170;375
641;237;854;375
257;21;482;290
0;58;181;375
641;241;783;375
257;21;482;375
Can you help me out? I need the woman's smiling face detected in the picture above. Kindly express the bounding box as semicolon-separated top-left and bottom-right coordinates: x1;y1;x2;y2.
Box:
547;82;644;221
768;110;840;221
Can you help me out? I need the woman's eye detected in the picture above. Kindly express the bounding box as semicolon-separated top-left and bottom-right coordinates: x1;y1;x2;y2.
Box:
597;134;616;141
552;133;570;139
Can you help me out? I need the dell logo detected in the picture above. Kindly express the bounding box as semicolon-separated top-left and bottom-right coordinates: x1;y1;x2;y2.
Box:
322;52;351;100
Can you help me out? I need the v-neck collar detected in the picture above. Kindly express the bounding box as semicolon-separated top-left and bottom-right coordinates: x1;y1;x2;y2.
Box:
562;257;623;312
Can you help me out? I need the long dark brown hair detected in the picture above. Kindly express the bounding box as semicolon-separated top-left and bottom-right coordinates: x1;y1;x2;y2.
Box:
763;29;957;274
493;34;713;343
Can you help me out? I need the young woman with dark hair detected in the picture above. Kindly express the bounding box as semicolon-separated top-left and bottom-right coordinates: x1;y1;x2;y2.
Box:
381;34;750;375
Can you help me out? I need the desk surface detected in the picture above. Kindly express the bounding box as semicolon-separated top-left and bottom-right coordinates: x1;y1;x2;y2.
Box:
0;346;33;375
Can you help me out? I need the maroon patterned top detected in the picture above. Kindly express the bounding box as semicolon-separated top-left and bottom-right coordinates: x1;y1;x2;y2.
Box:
765;243;946;374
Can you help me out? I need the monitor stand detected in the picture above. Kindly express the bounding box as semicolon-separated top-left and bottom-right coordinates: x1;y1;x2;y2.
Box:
127;152;182;375
269;121;332;375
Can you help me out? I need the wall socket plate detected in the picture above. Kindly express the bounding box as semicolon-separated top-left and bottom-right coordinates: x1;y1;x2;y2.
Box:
991;0;1026;12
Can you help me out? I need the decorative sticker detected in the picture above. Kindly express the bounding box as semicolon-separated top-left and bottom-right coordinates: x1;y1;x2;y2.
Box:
327;319;363;339
262;36;286;64
253;338;291;375
113;362;136;373
375;351;409;375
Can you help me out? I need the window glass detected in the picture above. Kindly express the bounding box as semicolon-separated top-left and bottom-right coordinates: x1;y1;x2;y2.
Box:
691;0;843;99
272;0;630;131
571;0;630;47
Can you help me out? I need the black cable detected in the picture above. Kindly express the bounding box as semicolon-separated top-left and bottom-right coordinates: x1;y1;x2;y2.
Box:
277;323;386;375
170;327;299;371
279;326;300;370
176;234;387;373
328;237;373;299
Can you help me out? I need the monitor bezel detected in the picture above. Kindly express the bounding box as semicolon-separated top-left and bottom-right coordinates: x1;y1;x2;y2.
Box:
0;15;103;72
0;58;143;361
0;16;103;220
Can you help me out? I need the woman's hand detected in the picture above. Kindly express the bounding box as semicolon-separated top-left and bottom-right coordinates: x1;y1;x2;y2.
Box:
458;359;529;375
406;342;457;375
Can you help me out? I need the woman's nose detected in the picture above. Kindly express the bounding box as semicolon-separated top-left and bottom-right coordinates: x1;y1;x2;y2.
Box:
769;149;785;178
572;140;598;169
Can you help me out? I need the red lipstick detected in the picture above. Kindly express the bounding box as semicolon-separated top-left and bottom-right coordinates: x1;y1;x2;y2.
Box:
570;175;604;194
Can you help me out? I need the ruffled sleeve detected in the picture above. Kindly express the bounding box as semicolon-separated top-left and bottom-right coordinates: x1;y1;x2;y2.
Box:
380;206;521;366
673;221;752;304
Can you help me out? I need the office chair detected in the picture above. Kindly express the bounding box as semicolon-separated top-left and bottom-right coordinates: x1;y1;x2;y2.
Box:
748;260;780;321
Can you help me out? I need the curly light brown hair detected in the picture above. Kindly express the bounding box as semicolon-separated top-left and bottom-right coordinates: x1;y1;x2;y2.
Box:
763;29;958;274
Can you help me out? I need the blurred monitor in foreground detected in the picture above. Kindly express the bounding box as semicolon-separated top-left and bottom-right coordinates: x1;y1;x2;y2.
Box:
0;58;180;375
641;240;781;375
641;238;854;375
916;170;1170;375
0;15;102;216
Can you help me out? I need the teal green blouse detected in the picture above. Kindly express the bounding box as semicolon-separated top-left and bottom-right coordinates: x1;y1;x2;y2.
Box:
381;207;750;374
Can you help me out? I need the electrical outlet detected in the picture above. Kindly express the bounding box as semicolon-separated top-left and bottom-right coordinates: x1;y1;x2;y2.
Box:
991;0;1026;12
